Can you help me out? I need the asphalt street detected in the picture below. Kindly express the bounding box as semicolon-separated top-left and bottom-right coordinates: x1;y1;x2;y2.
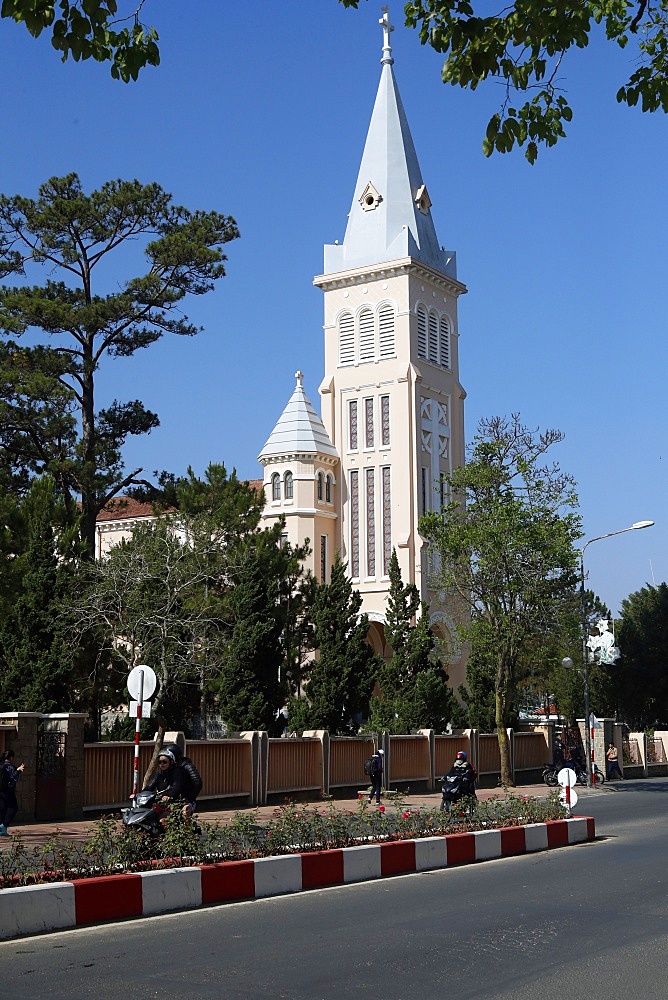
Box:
1;779;667;999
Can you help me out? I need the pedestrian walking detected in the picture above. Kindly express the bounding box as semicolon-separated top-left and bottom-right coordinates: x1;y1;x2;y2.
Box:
367;748;384;805
0;749;25;835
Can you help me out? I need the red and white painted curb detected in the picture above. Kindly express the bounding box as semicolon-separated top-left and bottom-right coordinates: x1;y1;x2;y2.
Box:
0;817;594;940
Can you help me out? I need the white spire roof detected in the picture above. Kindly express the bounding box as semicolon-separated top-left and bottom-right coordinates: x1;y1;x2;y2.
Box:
258;371;337;461
324;11;455;277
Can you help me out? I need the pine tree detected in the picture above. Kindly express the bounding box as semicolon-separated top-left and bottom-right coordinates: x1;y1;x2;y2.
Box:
0;174;238;558
0;478;78;710
293;554;378;734
371;550;462;733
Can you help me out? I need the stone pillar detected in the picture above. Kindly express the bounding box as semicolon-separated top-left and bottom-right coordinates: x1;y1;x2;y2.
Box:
0;712;40;823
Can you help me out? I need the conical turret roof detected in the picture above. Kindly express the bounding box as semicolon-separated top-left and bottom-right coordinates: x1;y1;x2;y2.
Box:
258;372;337;461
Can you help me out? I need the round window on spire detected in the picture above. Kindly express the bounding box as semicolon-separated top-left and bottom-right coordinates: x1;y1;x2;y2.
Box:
359;181;382;212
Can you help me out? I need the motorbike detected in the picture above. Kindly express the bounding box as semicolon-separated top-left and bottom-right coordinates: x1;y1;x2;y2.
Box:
542;762;605;787
122;789;164;837
440;773;477;813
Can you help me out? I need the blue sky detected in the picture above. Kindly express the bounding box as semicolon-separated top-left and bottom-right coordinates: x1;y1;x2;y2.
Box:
2;1;665;615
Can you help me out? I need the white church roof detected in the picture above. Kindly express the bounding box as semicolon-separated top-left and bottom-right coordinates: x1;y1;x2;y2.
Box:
323;11;456;277
258;371;337;461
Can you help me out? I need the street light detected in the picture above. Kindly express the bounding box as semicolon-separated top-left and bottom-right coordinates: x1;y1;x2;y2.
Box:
578;520;654;787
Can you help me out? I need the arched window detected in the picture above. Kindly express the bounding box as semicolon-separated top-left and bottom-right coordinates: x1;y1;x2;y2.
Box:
428;310;439;364
317;471;324;501
271;473;281;501
338;312;354;366
439;315;450;369
417;304;427;359
325;474;333;503
358;307;375;363
378;304;395;358
284;471;293;499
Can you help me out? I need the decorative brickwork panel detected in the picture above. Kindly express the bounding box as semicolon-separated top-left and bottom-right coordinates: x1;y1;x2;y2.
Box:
366;468;375;577
350;470;360;578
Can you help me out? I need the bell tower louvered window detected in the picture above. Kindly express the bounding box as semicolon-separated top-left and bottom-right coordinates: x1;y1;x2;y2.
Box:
359;308;375;363
439;316;450;370
378;305;395;358
428;311;439;364
417;305;427;359
338;312;354;366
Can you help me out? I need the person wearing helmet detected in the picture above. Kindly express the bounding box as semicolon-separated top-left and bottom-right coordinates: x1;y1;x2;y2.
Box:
163;742;203;820
144;747;186;812
448;750;477;796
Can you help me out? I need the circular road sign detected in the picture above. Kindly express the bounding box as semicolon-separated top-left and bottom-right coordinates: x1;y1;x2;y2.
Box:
557;766;577;788
559;787;578;809
127;664;157;700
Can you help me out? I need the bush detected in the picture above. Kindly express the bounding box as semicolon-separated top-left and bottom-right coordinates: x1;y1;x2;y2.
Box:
0;792;566;889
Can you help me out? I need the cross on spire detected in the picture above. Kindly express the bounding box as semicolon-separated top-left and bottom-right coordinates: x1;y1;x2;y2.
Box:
379;7;394;65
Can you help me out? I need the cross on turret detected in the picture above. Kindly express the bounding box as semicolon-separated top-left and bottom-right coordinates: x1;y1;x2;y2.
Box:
379;7;394;65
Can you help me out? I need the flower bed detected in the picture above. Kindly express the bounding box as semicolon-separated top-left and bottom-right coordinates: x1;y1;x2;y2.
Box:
0;793;565;890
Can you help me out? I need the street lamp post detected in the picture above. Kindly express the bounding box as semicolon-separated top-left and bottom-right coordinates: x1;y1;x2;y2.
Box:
578;520;654;787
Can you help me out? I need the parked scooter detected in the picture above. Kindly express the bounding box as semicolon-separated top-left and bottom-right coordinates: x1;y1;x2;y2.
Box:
440;773;477;813
542;762;605;787
122;789;164;837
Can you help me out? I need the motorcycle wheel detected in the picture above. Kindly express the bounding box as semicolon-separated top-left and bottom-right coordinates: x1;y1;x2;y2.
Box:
543;770;559;787
576;771;587;785
594;767;605;785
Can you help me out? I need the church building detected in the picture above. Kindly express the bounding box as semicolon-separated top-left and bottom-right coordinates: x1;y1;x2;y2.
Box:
258;13;468;689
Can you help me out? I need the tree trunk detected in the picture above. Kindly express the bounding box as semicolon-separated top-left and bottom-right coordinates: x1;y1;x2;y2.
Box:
495;657;515;786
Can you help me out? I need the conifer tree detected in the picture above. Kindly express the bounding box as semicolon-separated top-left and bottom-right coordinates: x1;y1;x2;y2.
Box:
370;550;462;733
215;522;314;734
0;477;78;710
291;554;378;734
0;173;238;558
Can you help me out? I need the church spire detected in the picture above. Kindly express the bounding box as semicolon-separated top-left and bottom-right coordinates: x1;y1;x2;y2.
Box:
323;11;456;277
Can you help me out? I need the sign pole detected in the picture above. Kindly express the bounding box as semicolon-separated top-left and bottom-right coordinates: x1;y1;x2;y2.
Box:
132;669;144;802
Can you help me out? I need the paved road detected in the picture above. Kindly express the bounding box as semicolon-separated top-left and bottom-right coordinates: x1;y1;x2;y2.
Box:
1;779;667;999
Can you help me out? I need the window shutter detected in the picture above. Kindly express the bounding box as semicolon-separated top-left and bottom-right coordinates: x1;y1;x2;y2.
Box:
378;305;395;358
439;315;450;369
428;311;438;364
417;305;427;358
338;312;354;366
359;308;375;362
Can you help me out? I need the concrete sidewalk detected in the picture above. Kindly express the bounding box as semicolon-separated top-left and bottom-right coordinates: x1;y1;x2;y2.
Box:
0;782;566;849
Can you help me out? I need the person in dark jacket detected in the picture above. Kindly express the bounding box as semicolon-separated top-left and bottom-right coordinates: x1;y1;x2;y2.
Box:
448;751;477;797
367;749;384;805
0;749;25;835
143;748;186;826
163;742;202;819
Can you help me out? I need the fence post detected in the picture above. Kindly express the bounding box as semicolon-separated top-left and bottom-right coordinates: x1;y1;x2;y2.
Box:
508;728;515;786
630;731;648;776
241;731;261;806
303;730;329;794
418;729;436;791
465;729;478;774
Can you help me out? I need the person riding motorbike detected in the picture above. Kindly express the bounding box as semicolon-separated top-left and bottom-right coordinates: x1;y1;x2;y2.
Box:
441;750;477;811
143;748;186;828
448;750;477;794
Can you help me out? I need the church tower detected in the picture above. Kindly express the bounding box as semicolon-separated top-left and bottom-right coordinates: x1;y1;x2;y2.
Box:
313;12;467;672
259;13;467;682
